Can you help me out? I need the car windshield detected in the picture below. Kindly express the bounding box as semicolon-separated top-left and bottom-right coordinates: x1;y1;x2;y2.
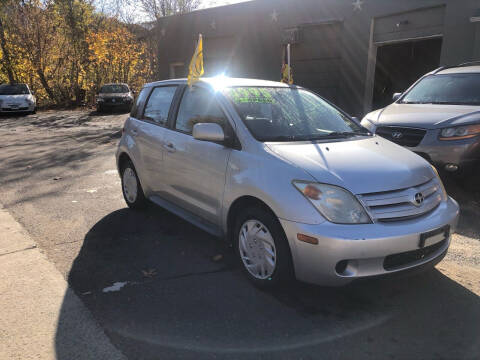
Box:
0;84;29;95
223;86;368;142
100;84;129;93
400;73;480;105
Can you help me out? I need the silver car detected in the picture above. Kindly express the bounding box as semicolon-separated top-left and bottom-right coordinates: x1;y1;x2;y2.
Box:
116;77;459;288
361;62;480;174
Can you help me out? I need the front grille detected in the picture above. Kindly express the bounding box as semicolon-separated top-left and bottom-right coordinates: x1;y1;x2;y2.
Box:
376;126;426;147
383;239;446;271
358;178;443;222
104;97;123;103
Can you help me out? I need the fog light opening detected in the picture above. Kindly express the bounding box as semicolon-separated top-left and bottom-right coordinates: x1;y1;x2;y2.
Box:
335;259;358;277
444;163;459;172
335;260;348;275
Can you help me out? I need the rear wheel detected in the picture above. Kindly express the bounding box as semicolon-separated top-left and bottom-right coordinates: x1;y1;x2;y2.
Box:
121;160;147;209
234;206;294;288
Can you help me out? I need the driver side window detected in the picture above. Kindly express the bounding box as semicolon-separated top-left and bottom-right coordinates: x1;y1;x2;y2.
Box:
175;87;226;134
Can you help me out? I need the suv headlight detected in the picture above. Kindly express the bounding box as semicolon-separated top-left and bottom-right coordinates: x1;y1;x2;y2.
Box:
293;181;371;224
26;98;34;105
439;124;480;140
360;117;376;132
96;96;104;102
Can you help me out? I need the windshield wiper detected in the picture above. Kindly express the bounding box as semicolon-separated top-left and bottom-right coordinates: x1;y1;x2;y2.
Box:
262;131;370;142
312;131;370;139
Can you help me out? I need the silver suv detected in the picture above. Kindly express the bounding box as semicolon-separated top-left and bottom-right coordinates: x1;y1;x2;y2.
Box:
116;77;459;288
361;62;480;174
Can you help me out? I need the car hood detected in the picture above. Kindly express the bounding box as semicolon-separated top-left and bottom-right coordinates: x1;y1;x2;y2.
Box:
373;103;480;129
266;136;433;194
0;94;31;101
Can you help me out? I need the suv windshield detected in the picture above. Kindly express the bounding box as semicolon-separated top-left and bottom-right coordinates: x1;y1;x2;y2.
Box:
0;84;29;95
224;87;368;141
100;84;129;93
400;73;480;105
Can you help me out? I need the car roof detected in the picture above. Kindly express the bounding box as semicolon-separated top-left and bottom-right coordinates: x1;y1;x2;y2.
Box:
144;77;291;89
436;65;480;75
102;83;129;86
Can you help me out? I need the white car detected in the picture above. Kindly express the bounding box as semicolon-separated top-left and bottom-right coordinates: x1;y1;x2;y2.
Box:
0;83;36;114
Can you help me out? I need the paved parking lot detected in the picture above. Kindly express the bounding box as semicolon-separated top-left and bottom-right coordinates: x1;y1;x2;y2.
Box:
0;110;479;359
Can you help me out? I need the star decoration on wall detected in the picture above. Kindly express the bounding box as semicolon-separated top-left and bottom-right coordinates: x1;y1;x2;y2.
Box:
210;20;216;30
353;0;363;11
270;10;279;22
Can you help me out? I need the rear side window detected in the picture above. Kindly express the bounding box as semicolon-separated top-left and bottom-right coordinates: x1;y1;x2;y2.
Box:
143;86;177;126
130;87;150;118
175;87;226;134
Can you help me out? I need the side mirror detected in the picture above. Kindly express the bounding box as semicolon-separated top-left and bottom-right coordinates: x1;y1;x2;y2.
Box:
193;123;225;142
392;92;402;102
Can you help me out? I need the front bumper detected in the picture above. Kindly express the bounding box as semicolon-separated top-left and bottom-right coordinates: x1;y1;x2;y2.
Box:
0;104;35;113
413;130;480;171
280;196;459;286
97;99;132;108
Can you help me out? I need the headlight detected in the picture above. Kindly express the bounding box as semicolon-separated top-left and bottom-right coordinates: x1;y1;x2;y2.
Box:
360;118;376;132
439;124;480;140
293;181;371;224
96;97;104;102
26;98;34;105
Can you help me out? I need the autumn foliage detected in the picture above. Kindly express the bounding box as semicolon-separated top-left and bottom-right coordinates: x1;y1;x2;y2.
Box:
0;0;153;106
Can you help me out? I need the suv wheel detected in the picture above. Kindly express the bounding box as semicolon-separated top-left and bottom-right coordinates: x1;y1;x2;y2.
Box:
121;161;147;209
234;206;293;288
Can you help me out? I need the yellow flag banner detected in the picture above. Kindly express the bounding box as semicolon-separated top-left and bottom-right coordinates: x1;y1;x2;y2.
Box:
188;34;204;86
281;43;293;85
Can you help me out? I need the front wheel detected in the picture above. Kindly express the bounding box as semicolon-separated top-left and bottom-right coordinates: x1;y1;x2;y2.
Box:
121;161;147;209
234;206;294;288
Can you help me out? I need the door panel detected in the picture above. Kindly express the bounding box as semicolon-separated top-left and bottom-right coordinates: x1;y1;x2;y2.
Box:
161;131;231;224
161;86;232;225
132;85;178;194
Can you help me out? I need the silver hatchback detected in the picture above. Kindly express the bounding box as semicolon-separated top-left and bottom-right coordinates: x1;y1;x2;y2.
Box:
116;77;459;288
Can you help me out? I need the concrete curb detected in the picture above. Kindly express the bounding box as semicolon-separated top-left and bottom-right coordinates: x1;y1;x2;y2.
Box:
0;206;126;360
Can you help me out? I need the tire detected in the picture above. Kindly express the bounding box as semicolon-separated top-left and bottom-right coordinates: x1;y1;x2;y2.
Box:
120;160;147;209
233;206;294;288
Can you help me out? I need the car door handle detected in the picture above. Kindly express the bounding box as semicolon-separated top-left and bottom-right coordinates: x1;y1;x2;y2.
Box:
163;142;176;153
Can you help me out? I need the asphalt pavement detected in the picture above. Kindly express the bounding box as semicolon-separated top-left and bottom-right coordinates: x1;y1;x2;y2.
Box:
0;110;479;360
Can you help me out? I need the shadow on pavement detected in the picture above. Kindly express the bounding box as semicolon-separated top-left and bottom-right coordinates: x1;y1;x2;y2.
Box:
55;205;480;360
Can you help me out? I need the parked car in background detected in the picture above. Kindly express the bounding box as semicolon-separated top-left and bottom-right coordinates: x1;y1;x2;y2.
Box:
116;77;459;288
0;83;36;114
361;62;480;175
96;83;134;112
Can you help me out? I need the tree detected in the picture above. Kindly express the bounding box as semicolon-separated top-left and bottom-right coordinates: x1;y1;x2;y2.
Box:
139;0;200;20
9;0;57;101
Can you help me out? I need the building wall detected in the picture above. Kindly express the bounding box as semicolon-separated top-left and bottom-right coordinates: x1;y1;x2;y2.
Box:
155;0;480;116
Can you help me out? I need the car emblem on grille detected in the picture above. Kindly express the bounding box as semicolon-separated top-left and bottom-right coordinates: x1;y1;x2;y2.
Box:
413;192;424;206
392;131;403;139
